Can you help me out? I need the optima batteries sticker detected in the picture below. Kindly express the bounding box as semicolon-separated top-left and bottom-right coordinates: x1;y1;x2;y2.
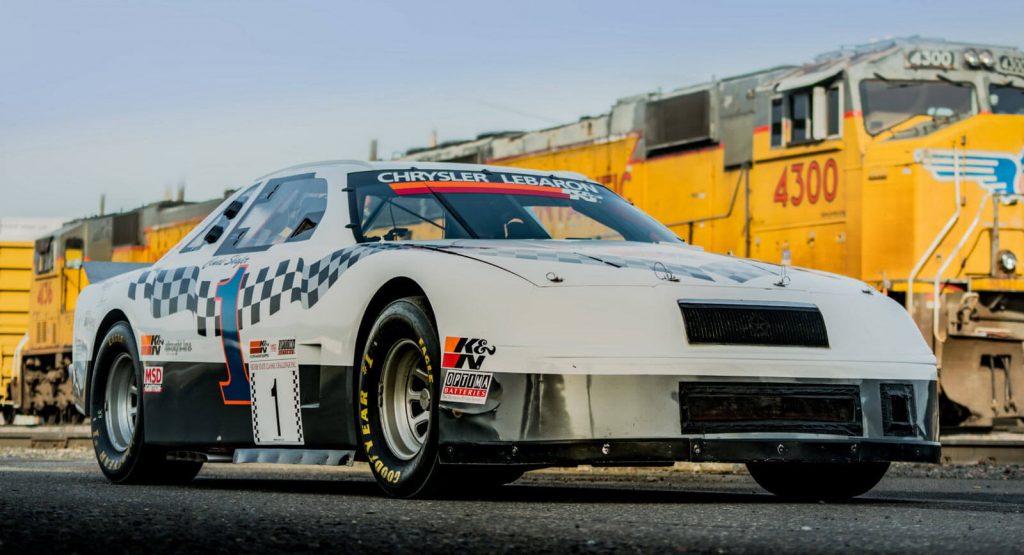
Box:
440;370;493;405
347;169;605;203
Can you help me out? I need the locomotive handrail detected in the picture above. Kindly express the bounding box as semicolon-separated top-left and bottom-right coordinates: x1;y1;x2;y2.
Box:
906;148;961;316
932;189;994;347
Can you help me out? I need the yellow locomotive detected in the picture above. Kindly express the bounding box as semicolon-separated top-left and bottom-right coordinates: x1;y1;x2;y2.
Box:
405;37;1024;429
3;197;224;422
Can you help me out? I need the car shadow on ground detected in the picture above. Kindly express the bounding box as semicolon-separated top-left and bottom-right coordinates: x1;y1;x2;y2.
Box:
182;474;926;507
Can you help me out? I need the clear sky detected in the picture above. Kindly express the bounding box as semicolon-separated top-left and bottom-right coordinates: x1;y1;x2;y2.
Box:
2;0;1022;218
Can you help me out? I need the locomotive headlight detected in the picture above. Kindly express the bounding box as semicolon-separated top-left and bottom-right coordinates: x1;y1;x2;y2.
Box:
964;49;980;67
979;50;996;68
998;250;1018;274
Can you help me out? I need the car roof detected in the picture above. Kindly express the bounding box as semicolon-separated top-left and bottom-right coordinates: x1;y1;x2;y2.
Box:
255;159;594;185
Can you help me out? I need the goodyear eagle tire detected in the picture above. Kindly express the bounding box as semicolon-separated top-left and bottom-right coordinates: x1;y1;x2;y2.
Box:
746;461;890;501
358;297;442;497
89;322;202;484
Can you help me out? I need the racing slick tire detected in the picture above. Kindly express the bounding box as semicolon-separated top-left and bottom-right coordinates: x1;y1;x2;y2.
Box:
358;297;444;498
745;461;890;501
89;322;203;484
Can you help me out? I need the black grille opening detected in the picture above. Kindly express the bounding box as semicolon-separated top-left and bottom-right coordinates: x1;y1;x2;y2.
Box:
880;383;917;437
679;301;829;347
680;382;863;436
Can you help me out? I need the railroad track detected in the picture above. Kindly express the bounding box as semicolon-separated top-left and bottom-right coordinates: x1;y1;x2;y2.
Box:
1;426;1022;464
0;426;92;449
940;433;1024;464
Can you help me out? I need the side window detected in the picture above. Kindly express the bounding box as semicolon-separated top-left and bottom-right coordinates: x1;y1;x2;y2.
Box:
826;86;842;137
34;237;54;274
771;81;843;148
181;185;257;253
789;91;811;143
358;192;469;241
770;97;784;147
217;173;328;254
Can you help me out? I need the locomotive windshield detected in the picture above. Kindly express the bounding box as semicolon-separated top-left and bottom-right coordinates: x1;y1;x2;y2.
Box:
990;85;1024;115
860;79;976;135
348;169;682;244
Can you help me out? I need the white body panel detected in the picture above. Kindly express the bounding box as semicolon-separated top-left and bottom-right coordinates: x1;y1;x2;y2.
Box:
71;160;939;461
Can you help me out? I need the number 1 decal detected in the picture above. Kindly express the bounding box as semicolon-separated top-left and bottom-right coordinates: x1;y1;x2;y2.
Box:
271;378;282;437
216;266;251;404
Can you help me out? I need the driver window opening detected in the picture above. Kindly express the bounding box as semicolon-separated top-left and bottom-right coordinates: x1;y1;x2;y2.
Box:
217;174;328;254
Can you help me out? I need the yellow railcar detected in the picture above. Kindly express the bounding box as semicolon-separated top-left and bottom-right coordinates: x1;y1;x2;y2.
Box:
9;199;224;422
405;38;1024;429
0;241;34;420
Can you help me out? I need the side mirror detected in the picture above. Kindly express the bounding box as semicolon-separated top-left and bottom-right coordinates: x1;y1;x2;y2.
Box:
224;200;244;219
204;225;224;244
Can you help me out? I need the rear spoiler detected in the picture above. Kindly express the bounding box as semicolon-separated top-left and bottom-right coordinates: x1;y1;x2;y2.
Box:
82;261;150;283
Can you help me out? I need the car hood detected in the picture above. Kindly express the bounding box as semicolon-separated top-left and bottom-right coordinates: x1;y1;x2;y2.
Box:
418;240;861;293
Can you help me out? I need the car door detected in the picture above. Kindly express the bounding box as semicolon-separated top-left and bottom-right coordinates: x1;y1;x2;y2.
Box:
136;183;259;445
186;172;331;447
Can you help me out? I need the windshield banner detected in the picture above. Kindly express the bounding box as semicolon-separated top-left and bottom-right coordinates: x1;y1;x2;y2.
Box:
348;169;604;203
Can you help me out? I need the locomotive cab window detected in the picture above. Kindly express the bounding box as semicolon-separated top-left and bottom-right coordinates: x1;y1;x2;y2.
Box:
34;237;54;274
789;92;812;143
772;82;843;147
216;174;328;255
770;97;784;147
860;79;975;135
990;85;1024;115
826;86;842;136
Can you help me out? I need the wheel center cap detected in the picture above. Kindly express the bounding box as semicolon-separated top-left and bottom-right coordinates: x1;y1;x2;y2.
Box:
418;388;431;411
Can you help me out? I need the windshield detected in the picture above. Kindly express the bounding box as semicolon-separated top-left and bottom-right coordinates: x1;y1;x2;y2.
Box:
990;85;1024;115
348;169;682;244
860;79;976;135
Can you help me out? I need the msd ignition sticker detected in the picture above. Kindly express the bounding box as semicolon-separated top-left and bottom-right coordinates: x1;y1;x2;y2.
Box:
440;336;495;404
143;366;163;393
247;338;303;445
347;169;605;203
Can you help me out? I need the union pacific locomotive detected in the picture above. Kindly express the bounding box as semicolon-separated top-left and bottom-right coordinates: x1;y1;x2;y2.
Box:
404;37;1024;429
5;196;225;422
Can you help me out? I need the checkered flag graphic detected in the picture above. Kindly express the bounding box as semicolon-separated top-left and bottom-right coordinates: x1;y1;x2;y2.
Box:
292;369;304;443
194;280;219;337
463;247;718;282
234;244;407;330
699;260;773;283
127;266;201;318
127;245;411;337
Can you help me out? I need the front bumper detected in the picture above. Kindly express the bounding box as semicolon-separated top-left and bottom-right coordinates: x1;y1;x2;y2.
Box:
441;438;940;465
438;370;939;466
70;360;88;415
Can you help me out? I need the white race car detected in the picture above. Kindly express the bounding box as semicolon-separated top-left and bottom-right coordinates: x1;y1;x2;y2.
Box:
71;161;938;499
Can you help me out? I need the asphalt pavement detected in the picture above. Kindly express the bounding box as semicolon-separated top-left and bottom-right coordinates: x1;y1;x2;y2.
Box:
1;449;1023;554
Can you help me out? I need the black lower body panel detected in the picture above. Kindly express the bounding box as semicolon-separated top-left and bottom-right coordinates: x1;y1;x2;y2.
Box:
440;438;940;466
